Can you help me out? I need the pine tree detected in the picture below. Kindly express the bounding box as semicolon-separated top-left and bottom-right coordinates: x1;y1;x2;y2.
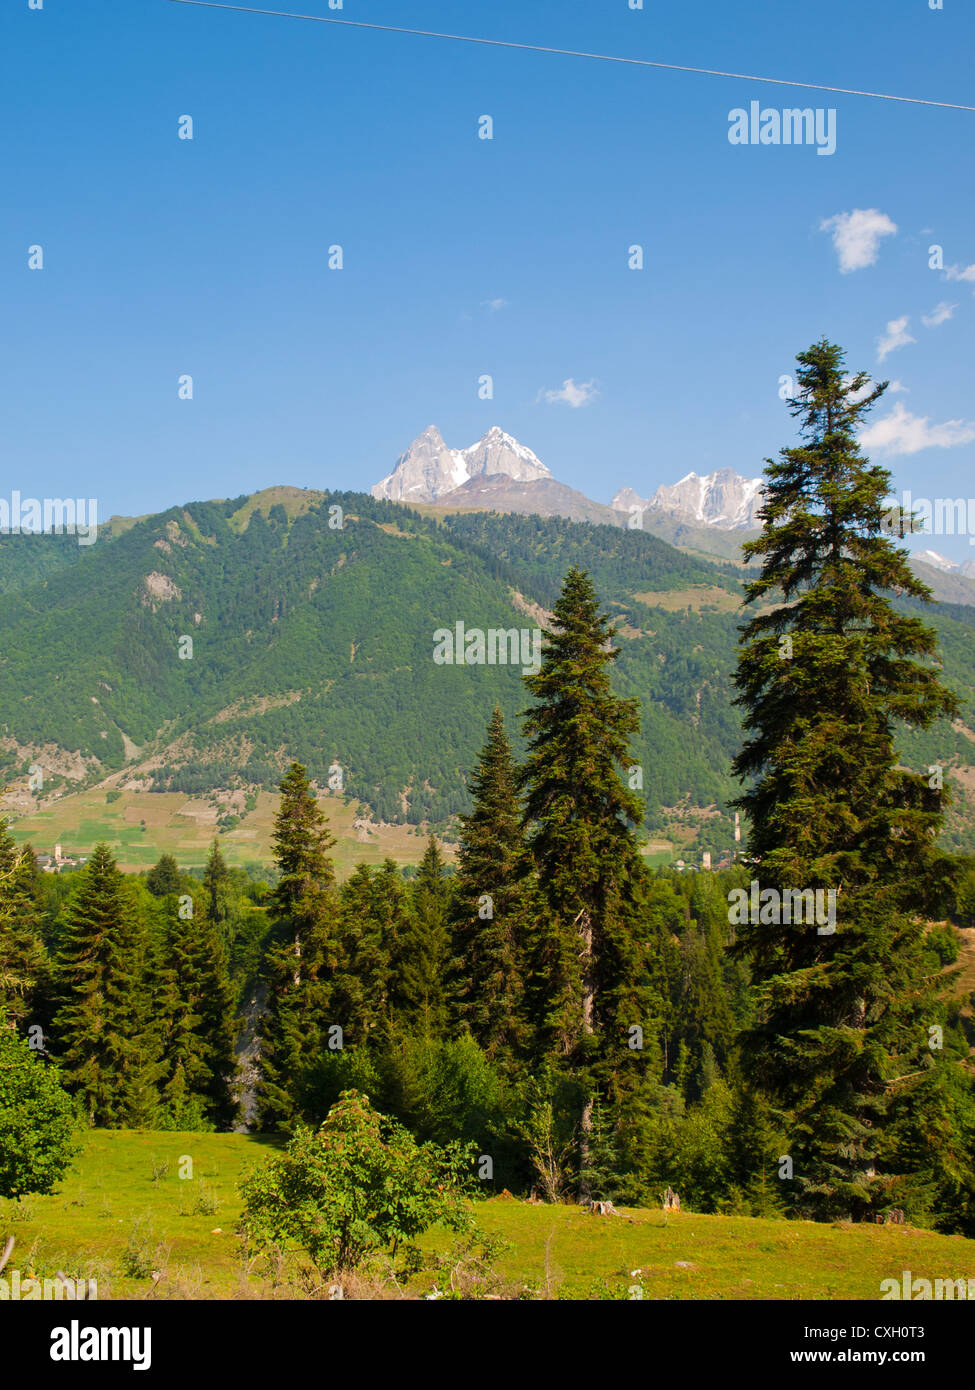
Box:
146;854;181;897
389;838;452;1038
202;837;231;932
55;844;164;1126
157;889;239;1129
195;918;239;1128
450;708;527;1061
256;763;337;1130
731;339;967;1219
519;567;666;1188
0;823;49;1032
330;863;393;1047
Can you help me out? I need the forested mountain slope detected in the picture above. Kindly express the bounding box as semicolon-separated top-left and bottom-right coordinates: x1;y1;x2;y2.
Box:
1;491;974;853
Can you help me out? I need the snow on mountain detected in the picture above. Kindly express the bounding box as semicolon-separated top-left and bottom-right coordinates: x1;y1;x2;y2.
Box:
916;549;960;572
611;468;766;531
372;425;552;503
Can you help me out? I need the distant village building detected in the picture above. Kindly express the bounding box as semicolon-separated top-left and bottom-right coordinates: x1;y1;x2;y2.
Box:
41;843;81;874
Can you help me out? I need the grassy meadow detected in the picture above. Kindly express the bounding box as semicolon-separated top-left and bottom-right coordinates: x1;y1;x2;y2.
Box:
6;786;679;875
4;1130;975;1301
6;789;443;875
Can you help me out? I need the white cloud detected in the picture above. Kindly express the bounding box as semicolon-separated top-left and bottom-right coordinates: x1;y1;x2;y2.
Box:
945;263;975;283
538;378;599;409
877;316;915;362
481;298;508;313
860;401;975;456
921;300;956;328
820;208;898;272
844;375;875;403
845;375;907;403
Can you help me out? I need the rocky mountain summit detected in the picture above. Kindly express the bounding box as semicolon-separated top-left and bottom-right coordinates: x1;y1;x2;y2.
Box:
611;469;766;530
371;425;551;503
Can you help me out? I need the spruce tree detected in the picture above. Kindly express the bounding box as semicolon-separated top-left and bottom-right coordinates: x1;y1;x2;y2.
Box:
55;844;164;1126
330;863;392;1047
389;838;451;1039
114;909;167;1128
157;890;239;1129
146;854;181;897
450;708;527;1061
195;919;239;1128
386;839;450;1039
256;763;337;1130
519;567;665;1186
202;837;231;932
0;824;49;1032
731;339;967;1219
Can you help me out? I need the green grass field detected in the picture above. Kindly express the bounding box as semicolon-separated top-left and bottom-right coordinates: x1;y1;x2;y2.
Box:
4;1130;974;1301
5;789;445;875
6;787;679;876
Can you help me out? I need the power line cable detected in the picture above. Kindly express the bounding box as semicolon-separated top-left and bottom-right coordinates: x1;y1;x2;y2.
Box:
165;0;975;113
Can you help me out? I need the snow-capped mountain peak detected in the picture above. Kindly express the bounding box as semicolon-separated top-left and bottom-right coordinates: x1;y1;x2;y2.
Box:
915;549;959;572
611;467;766;530
372;426;551;503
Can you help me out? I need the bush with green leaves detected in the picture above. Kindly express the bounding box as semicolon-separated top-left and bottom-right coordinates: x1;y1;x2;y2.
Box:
0;1011;78;1200
239;1089;475;1276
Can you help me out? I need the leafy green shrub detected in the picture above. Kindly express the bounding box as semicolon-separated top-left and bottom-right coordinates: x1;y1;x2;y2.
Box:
0;1012;78;1200
239;1089;475;1276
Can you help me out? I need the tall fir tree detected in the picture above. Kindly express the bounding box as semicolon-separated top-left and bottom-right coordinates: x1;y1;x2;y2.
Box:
731;339;968;1219
450;708;528;1062
146;854;181;897
330;862;394;1047
202;837;231;935
389;837;452;1038
0;822;50;1032
256;763;337;1131
194;916;240;1129
54;844;164;1126
519;567;666;1187
157;887;239;1129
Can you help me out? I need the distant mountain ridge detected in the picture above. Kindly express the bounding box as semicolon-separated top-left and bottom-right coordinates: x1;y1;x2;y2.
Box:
370;428;975;605
2;486;975;859
431;473;621;526
914;549;975;578
372;429;767;532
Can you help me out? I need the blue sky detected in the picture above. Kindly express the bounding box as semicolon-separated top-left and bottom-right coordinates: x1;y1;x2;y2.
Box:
4;0;975;558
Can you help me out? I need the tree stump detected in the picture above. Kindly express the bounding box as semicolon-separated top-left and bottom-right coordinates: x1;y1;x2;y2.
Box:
662;1187;681;1213
588;1200;615;1216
